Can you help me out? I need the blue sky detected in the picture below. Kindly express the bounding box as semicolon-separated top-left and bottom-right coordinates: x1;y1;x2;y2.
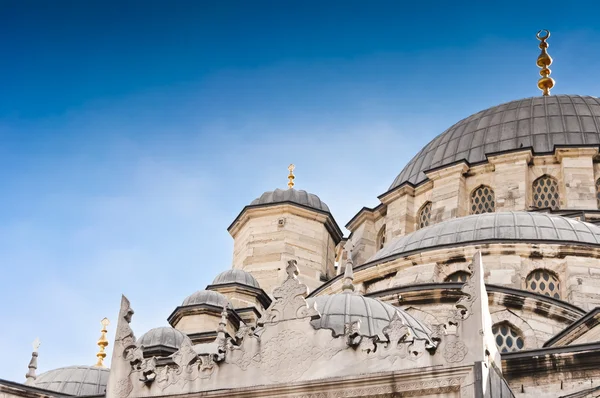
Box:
1;0;600;381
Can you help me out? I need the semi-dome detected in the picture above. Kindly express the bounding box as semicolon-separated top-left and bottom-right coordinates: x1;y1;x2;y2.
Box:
370;211;600;264
34;366;109;396
250;188;330;212
390;95;600;189
182;289;231;307
212;269;260;288
307;294;434;344
137;326;190;351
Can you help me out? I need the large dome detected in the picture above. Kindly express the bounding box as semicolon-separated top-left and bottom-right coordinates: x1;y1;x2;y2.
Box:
390;95;600;189
34;366;109;396
369;211;600;264
250;188;330;213
307;294;434;344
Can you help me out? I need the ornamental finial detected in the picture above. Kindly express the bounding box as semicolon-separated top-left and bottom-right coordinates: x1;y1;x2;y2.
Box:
342;246;355;293
95;317;109;367
25;338;40;385
536;30;555;96
287;164;295;189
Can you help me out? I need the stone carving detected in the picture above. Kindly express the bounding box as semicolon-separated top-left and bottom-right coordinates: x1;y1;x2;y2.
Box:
139;357;157;384
443;339;468;363
258;260;320;325
455;261;477;319
106;295;137;398
382;312;410;345
344;320;363;347
156;338;215;391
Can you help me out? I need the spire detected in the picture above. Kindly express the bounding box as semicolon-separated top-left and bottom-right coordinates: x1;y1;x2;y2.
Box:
24;338;40;385
342;250;355;293
287;164;295;189
536;29;555;96
95;317;110;367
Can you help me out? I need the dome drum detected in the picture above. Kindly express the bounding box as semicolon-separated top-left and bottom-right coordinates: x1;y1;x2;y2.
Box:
168;290;242;340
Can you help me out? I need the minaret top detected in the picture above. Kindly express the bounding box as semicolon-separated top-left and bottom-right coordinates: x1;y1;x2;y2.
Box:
536;29;555;96
287;164;295;189
95;318;109;367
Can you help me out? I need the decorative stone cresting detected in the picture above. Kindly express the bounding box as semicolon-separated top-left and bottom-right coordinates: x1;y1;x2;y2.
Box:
104;257;501;397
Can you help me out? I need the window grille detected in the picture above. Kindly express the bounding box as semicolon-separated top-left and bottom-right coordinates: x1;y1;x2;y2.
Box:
532;175;559;210
470;185;495;214
444;271;471;283
492;323;524;353
417;202;432;230
377;225;386;250
526;269;560;299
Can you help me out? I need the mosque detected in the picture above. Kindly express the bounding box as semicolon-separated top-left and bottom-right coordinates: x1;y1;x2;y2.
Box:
2;31;600;398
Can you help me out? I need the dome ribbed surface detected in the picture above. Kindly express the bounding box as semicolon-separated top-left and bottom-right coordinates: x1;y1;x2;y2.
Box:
34;366;109;396
182;289;231;307
370;212;600;263
391;95;600;189
212;269;261;288
251;188;330;212
307;294;433;343
137;326;190;350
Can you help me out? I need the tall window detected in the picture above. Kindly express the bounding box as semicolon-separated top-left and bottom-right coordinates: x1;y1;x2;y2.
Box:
377;225;386;250
492;323;524;353
444;271;471;283
526;269;560;299
417;202;432;230
596;178;600;208
470;185;495;215
532;175;559;210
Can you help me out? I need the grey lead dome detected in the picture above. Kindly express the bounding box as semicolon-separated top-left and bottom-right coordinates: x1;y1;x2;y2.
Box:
34;366;109;396
307;294;434;345
370;211;600;263
212;269;261;288
137;327;190;351
390;95;600;189
251;188;330;213
182;289;231;307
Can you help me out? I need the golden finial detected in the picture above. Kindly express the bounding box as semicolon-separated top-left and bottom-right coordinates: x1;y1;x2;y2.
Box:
287;164;295;189
95;317;109;367
536;29;555;96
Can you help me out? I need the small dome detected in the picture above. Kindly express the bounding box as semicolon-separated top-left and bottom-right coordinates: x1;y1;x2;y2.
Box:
307;294;434;344
137;326;190;351
391;95;600;189
182;289;231;307
212;269;261;288
370;212;600;264
34;366;109;396
251;188;330;213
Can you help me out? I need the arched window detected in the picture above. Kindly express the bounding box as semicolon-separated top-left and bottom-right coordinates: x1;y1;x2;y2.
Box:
532;175;559;210
444;271;471;283
417;202;432;230
470;185;495;215
492;323;524;353
596;178;600;208
377;225;386;250
526;269;560;299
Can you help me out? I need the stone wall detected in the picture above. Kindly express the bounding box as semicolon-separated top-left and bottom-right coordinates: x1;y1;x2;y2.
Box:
230;205;337;294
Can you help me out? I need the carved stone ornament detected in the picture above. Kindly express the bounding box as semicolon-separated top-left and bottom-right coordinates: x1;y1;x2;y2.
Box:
258;260;320;325
106;295;137;398
454;261;477;319
443;338;468;363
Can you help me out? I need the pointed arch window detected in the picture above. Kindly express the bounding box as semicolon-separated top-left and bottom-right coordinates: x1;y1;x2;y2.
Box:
417;201;432;230
532;175;559;210
377;224;386;250
444;271;471;283
470;185;495;215
492;323;524;353
526;269;560;299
